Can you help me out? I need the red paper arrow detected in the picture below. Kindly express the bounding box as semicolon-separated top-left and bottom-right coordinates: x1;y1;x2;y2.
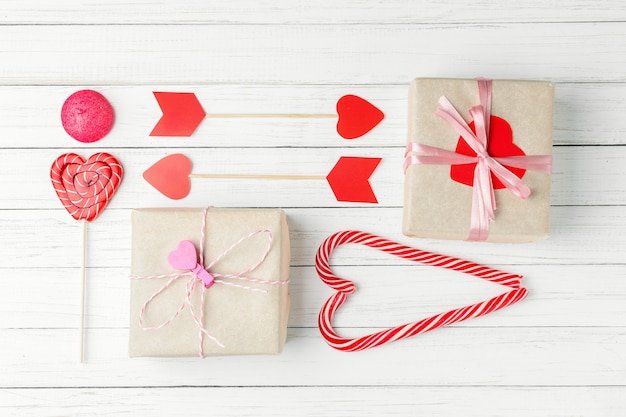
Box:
143;154;381;203
326;156;382;203
150;92;206;136
149;92;383;138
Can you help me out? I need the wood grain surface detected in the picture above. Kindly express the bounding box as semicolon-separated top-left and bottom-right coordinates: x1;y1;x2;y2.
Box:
0;1;624;415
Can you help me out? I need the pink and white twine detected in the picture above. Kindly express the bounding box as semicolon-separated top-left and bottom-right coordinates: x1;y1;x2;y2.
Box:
130;208;288;357
403;79;552;241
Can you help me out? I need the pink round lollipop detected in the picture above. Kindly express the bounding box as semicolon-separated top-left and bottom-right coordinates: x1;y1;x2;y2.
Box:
61;90;114;143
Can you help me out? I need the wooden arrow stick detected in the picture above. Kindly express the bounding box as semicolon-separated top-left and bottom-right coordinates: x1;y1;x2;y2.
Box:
203;113;336;119
189;173;325;180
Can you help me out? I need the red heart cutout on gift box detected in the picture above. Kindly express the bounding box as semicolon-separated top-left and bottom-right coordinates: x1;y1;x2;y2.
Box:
450;115;526;189
143;153;192;200
336;95;384;139
50;152;123;221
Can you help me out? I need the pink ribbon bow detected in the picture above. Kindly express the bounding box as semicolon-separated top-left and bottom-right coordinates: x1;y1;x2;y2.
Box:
130;208;289;357
404;79;552;241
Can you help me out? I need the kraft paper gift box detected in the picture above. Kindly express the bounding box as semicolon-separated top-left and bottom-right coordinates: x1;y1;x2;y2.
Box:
403;78;554;243
129;208;290;357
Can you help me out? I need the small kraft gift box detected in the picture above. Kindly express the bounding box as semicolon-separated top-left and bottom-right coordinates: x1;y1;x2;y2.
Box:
129;207;290;357
403;78;554;243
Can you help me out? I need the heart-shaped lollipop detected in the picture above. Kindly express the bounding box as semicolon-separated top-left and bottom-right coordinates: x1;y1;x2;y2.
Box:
50;151;123;362
50;152;123;221
336;95;384;139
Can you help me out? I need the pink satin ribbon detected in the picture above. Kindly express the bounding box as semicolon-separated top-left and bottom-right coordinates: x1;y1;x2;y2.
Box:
130;208;289;357
404;79;552;241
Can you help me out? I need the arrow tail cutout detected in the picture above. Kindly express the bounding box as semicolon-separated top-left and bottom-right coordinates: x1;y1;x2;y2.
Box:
316;230;527;351
326;157;381;203
150;92;206;137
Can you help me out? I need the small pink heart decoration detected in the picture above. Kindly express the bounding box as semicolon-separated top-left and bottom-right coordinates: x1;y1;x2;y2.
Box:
336;95;384;139
168;240;198;270
168;240;214;288
143;153;192;200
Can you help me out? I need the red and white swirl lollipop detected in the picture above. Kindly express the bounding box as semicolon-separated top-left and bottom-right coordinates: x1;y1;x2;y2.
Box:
50;152;123;221
50;152;123;362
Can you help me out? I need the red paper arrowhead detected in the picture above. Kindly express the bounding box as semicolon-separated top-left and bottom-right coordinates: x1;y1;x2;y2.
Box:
336;95;384;139
150;92;206;137
143;154;192;200
326;156;382;203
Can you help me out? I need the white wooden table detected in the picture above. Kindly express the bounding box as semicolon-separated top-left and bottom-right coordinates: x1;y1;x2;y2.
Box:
1;1;625;415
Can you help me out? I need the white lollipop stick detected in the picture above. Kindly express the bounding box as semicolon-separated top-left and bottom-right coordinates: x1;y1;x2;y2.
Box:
80;219;87;363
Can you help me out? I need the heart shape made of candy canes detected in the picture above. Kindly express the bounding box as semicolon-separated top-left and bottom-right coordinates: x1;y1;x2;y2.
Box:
316;230;527;351
336;95;384;139
50;152;123;221
143;153;192;200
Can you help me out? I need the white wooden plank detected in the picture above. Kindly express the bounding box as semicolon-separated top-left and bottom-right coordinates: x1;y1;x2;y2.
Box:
1;147;404;209
2;0;626;24
0;386;623;417
0;84;405;149
1;264;624;330
0;23;625;84
0;206;624;269
0;83;624;148
0;1;624;415
0;146;623;209
0;327;624;387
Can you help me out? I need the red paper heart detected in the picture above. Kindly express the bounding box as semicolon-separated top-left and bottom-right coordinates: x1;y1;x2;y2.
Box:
50;152;123;222
450;115;526;189
143;153;192;200
336;95;384;139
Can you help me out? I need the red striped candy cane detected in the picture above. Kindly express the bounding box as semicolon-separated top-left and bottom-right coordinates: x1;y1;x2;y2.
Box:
316;231;527;351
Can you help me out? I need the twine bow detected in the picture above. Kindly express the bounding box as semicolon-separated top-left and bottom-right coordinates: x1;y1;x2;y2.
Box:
130;208;288;357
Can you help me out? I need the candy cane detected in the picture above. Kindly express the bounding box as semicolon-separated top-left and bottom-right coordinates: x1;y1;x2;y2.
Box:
316;231;527;351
